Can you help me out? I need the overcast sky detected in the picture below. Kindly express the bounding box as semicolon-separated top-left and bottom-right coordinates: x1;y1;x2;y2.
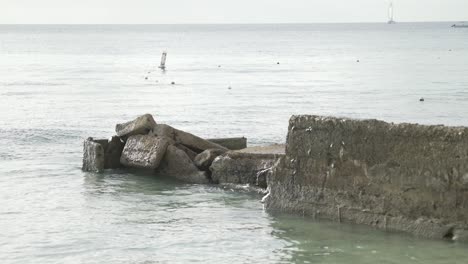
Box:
1;0;467;24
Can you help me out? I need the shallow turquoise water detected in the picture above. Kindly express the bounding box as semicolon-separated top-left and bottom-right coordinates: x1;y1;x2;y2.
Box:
1;23;468;263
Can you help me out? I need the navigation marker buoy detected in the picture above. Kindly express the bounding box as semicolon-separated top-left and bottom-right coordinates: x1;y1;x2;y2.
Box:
159;51;167;70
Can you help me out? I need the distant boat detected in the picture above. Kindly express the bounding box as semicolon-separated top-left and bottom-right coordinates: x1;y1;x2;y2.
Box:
388;2;396;24
451;22;468;28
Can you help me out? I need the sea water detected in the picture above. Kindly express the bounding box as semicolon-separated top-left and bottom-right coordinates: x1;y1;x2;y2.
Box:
1;23;468;263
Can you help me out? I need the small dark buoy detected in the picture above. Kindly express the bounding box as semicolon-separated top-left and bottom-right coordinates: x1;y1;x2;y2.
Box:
171;81;175;85
218;65;221;68
145;77;148;80
228;86;232;90
419;97;425;102
357;59;360;62
277;62;280;65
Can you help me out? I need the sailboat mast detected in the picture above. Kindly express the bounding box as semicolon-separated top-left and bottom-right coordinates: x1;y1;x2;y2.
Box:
388;2;393;22
387;2;395;24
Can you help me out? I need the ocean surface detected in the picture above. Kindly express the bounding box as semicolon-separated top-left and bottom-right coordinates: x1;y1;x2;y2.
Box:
1;23;468;263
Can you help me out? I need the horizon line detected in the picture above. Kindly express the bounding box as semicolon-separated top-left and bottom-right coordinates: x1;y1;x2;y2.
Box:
0;20;464;26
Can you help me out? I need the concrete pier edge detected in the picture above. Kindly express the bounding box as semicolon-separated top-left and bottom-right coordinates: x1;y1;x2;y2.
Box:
264;115;468;242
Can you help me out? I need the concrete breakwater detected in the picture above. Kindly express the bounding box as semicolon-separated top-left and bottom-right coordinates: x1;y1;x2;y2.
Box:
83;113;468;242
82;114;281;188
264;115;468;242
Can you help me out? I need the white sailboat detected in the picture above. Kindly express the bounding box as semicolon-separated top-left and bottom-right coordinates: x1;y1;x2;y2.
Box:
388;2;396;24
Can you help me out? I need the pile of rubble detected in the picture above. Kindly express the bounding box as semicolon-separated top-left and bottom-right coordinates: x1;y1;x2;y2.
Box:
82;114;268;185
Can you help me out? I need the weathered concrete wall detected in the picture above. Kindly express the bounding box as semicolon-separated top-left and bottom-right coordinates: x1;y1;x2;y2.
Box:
265;115;468;241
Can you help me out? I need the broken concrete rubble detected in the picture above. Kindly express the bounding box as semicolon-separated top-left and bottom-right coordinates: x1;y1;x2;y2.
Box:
174;143;198;161
210;144;285;187
207;137;247;150
83;113;249;185
120;135;170;170
104;136;125;169
82;138;105;172
152;124;228;153
194;148;227;171
82;137;125;172
115;114;157;138
157;145;210;184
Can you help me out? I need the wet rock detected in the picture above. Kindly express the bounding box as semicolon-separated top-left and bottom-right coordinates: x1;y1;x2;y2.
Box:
82;137;125;171
157;145;210;184
120;135;170;170
210;145;284;187
104;136;125;169
115;114;157;138
82;138;105;172
174;129;228;153
207;137;247;150
256;167;273;189
151;123;227;153
194;148;227;170
210;153;277;186
152;124;175;138
453;229;468;242
174;143;198;161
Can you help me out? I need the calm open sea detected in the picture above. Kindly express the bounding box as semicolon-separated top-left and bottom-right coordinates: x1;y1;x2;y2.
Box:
1;23;468;263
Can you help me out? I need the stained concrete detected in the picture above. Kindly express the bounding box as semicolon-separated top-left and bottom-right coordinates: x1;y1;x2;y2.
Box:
152;124;227;153
115;114;157;138
210;144;285;187
207;137;247;150
194;148;227;171
104;136;125;169
82;138;105;172
264;115;468;241
82;137;125;172
157;145;210;184
120;135;170;170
